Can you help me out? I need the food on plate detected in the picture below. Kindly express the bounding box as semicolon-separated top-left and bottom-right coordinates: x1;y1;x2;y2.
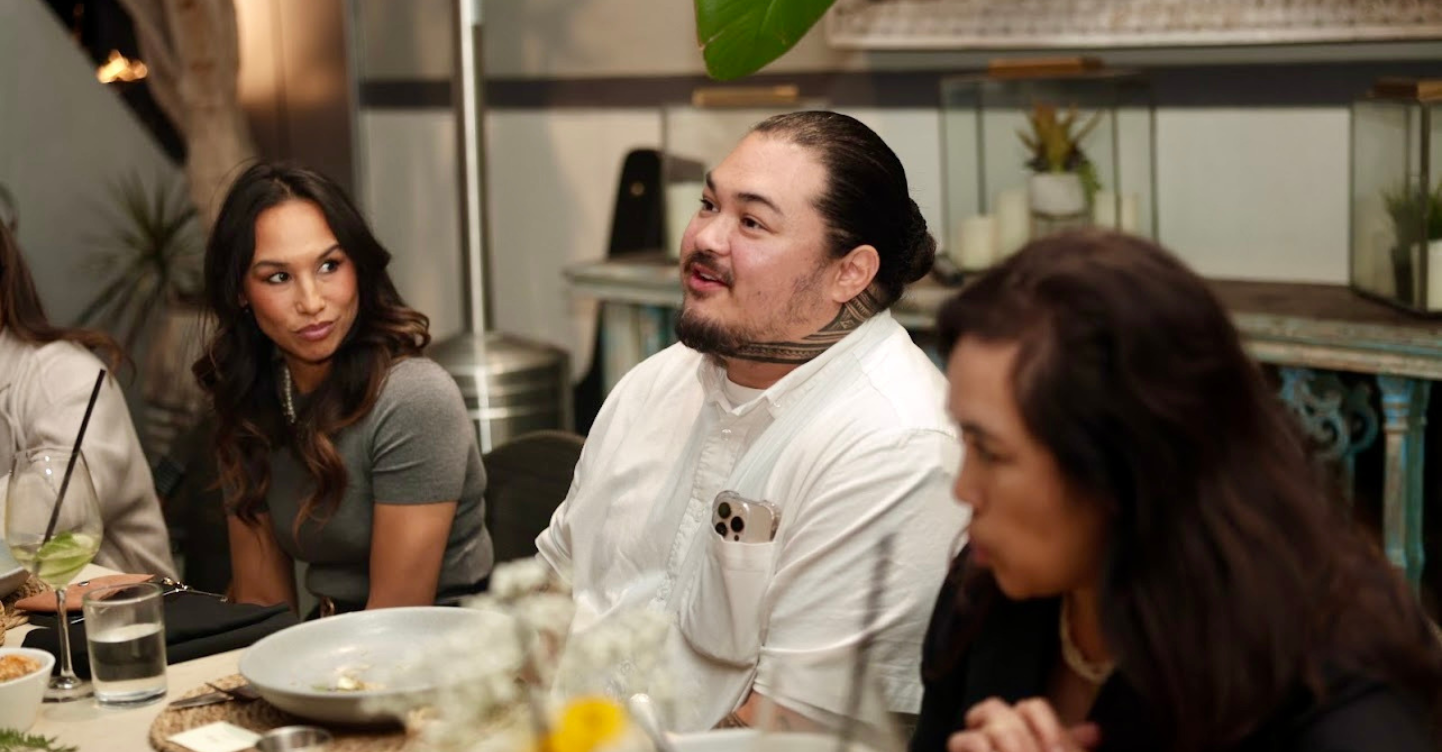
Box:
315;667;383;693
0;654;42;682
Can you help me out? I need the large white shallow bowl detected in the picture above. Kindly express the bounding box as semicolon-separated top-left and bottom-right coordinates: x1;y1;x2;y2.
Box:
240;606;509;725
0;648;56;732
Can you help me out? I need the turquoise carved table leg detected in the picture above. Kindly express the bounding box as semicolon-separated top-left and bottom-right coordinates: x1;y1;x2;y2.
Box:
1276;367;1379;500
639;305;675;358
599;303;644;395
1377;375;1431;588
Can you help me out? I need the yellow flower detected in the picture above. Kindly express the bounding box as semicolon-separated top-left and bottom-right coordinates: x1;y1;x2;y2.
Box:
541;696;629;752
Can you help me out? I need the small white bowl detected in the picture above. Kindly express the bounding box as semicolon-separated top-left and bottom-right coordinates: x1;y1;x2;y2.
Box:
0;648;55;732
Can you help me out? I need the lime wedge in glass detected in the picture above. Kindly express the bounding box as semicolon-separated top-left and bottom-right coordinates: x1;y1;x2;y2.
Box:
12;532;100;587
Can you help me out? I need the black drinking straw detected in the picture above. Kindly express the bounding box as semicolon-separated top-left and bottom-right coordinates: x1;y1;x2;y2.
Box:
41;369;106;544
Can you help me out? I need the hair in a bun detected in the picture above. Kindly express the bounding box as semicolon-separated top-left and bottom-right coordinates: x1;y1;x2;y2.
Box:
752;111;933;309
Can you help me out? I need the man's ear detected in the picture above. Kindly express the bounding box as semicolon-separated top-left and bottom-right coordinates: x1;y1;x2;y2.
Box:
831;244;880;304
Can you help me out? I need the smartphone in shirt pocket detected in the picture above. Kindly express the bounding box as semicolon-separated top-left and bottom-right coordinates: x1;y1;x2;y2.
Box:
712;490;779;543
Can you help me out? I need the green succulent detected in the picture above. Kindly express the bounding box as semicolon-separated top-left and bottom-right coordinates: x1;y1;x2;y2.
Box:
1018;102;1102;174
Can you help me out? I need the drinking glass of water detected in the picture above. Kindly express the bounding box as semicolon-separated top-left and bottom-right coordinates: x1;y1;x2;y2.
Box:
6;447;103;702
82;581;167;706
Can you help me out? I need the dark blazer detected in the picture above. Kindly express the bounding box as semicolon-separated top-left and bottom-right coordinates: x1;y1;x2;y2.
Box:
910;556;1436;752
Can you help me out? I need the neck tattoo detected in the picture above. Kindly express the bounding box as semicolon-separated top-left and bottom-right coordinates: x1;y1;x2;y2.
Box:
279;364;297;425
731;288;882;365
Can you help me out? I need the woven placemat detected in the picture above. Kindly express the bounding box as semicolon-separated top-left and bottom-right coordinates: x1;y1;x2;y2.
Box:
149;674;418;752
2;575;50;635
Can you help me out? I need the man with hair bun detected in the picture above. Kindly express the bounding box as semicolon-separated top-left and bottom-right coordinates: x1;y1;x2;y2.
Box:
539;111;967;731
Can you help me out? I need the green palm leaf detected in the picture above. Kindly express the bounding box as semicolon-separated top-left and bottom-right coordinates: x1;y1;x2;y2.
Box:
78;172;203;354
695;0;835;81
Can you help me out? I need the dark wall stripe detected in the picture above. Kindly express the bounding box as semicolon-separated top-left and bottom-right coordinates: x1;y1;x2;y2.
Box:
358;60;1442;112
359;79;452;108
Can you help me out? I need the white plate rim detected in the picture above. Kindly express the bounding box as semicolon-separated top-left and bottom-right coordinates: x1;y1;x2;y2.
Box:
239;606;498;703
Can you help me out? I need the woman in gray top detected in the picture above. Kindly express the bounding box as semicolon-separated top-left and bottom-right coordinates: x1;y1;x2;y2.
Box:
194;162;492;615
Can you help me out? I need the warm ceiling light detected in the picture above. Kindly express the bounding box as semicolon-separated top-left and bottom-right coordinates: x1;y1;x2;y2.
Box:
97;50;148;84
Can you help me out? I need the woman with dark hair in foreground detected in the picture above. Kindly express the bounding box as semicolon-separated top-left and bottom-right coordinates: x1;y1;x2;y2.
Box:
194;162;491;616
914;229;1442;751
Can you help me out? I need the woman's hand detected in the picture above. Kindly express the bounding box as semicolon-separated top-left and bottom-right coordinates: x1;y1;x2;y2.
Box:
947;698;1100;752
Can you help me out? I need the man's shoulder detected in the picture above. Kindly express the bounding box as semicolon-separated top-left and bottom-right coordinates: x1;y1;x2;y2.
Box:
839;327;953;433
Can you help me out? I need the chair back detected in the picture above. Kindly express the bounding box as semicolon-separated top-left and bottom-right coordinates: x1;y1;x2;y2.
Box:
483;430;585;563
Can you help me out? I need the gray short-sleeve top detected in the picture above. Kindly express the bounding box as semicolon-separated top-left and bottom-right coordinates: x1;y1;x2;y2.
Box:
263;357;492;604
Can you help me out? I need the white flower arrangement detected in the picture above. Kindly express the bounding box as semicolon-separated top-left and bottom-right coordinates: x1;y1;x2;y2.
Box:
364;559;672;752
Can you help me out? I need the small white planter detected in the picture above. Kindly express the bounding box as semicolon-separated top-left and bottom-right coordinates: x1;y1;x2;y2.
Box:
1028;172;1088;218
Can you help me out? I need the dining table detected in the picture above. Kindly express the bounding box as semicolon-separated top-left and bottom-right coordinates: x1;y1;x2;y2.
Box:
5;564;244;751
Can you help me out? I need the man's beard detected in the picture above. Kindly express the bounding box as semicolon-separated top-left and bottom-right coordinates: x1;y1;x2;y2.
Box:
674;274;829;360
674;304;749;357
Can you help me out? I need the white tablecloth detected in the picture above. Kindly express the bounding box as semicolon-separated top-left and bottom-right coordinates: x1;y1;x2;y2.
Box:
5;565;247;751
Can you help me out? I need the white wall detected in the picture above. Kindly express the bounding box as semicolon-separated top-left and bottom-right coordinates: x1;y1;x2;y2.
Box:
1156;107;1351;282
0;0;182;327
357;110;466;343
477;101;1359;373
344;0;1442;382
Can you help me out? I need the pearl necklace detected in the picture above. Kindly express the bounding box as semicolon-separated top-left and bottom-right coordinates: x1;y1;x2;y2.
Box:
1060;597;1114;684
280;364;297;425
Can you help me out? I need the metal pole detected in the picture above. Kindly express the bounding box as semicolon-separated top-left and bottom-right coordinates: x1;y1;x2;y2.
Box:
454;0;490;333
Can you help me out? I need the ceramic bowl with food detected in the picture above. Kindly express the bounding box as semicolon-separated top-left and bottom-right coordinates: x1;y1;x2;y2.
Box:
0;648;55;732
240;606;511;726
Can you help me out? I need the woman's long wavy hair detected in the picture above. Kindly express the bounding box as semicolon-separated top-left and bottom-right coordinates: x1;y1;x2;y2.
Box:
1;220;121;366
193;162;430;530
936;229;1442;749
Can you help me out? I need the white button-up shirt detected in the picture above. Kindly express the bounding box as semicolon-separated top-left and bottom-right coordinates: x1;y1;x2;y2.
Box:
537;311;967;731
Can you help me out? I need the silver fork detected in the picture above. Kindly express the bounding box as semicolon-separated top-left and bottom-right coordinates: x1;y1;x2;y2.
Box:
207;681;261;701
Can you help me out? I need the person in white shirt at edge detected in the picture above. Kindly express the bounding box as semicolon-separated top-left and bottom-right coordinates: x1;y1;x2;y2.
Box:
0;217;177;577
536;111;969;732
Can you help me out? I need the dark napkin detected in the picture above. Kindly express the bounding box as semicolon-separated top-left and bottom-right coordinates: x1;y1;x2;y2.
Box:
23;591;298;678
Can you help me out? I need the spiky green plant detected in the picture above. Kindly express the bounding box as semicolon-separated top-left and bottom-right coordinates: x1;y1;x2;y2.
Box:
1383;181;1442;247
1018;103;1101;174
1017;102;1104;203
1380;181;1442;306
76;173;203;354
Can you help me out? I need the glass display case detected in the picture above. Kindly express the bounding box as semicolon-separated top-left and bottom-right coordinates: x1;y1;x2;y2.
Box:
940;67;1156;273
660;91;824;259
1350;79;1442;314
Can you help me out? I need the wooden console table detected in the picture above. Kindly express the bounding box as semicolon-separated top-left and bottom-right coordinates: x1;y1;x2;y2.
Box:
566;255;1442;589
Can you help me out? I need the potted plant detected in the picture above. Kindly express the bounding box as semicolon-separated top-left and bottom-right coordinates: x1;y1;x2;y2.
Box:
1382;181;1442;307
1017;103;1102;230
77;172;208;459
